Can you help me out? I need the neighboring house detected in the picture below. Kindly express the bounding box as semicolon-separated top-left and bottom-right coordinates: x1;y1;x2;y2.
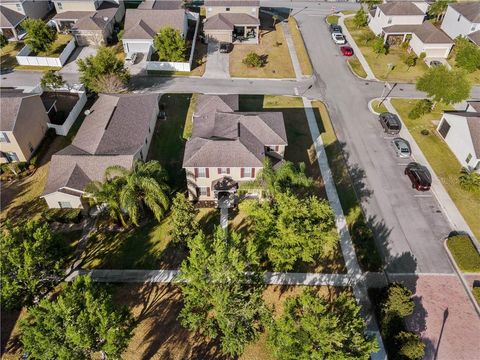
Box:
183;94;287;205
0;90;49;163
51;0;125;46
122;4;187;54
203;0;260;44
41;93;159;209
0;5;26;40
441;2;480;46
437;101;480;173
0;0;52;19
368;1;453;59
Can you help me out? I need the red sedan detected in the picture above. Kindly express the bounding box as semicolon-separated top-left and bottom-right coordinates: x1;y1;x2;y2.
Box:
340;46;354;57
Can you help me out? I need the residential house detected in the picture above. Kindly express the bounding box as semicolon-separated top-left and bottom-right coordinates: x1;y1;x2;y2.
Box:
437;101;480;173
41;93;159;209
203;0;260;44
368;1;453;59
183;94;287;205
0;0;52;19
122;3;187;55
0;0;52;40
441;2;480;46
51;0;125;46
0;90;49;163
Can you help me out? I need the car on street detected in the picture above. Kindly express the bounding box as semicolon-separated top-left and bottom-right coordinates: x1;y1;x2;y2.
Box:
329;24;342;33
219;42;231;53
125;52;137;65
340;45;353;56
332;32;346;45
379;112;401;135
391;137;411;158
405;162;431;191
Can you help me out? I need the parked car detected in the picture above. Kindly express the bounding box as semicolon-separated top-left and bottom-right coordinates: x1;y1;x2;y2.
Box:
219;42;231;53
405;162;431;191
125;52;137;65
329;24;342;33
379;112;401;135
332;32;346;45
340;45;353;56
429;60;442;67
391;137;411;158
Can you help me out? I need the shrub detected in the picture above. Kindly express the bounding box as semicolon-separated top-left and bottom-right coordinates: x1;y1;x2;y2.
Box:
42;209;83;224
419;52;426;60
408;99;433;119
455;37;480;72
353;8;368;28
372;36;387;55
447;234;480;272
242;52;265;68
395;331;426;360
420;129;430;136
404;54;417;68
459;168;480;193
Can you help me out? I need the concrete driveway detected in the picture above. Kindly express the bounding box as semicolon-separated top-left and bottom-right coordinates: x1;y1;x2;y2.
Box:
203;42;230;79
59;46;97;74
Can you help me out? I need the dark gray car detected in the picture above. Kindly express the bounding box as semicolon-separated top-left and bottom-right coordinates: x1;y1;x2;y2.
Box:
391;137;411;158
379;112;401;135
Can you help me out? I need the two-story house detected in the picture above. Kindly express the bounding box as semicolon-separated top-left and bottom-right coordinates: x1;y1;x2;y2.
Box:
203;0;260;44
0;90;49;164
51;0;125;46
183;94;287;206
441;2;480;46
42;93;160;209
0;0;52;40
368;1;453;60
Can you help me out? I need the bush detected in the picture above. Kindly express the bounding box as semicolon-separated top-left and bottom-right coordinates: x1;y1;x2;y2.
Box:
419;52;426;60
372;36;387;55
447;234;480;272
242;52;266;68
382;283;414;320
395;331;426;360
459;168;480;193
353;8;368;28
404;54;417;68
42;209;83;224
407;99;433;119
455;38;480;73
420;129;430;136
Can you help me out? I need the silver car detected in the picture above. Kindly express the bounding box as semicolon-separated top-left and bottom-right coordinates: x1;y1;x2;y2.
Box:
392;137;411;158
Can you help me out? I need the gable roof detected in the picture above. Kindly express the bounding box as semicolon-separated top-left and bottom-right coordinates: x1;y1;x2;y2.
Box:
378;2;425;16
204;0;260;6
138;0;183;10
0;5;25;27
204;13;259;30
53;2;119;31
468;30;480;46
382;22;453;44
450;2;480;24
444;106;480;158
183;95;287;168
123;8;185;40
0;91;45;132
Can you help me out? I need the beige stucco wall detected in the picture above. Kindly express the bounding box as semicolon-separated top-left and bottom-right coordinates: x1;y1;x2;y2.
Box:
205;29;232;43
42;190;84;209
73;27;110;46
0;131;26;162
54;0;98;13
205;5;259;19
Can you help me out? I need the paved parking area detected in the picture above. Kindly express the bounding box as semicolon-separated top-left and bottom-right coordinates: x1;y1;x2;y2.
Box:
59;46;97;74
203;42;230;79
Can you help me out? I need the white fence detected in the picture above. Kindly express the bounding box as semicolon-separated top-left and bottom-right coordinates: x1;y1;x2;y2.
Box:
146;14;200;73
46;86;87;136
16;39;76;67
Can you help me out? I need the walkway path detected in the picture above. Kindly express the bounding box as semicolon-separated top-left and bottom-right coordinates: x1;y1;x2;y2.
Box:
282;21;303;80
203;42;230;79
65;218;96;276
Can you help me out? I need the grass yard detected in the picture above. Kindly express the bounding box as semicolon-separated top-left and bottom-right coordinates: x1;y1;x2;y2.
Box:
288;17;314;76
391;99;480;240
34;33;73;57
326;15;339;25
0;41;22;68
183;93;197;139
447;235;480;273
229;23;295;78
344;18;428;83
313;101;382;272
473;287;480;306
371;99;388;114
348;58;367;78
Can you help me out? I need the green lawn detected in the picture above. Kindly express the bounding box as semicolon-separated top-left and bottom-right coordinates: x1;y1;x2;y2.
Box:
473;287;480;306
391;99;480;240
327;15;339;25
446;235;480;272
34;33;73;57
183;93;197;139
0;41;22;68
344;18;428;83
348;58;367;78
288;17;314;76
371;99;388;114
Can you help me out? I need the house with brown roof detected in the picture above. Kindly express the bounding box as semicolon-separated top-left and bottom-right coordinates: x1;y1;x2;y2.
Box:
203;0;260;44
0;0;52;40
183;94;287;205
437;101;480;173
51;0;125;46
441;2;480;46
0;91;49;163
41;93;160;209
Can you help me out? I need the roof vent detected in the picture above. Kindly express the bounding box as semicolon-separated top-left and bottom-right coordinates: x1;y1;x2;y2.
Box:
103;16;109;22
84;109;91;116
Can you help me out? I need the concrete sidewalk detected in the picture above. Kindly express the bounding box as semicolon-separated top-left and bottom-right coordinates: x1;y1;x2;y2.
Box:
282;21;303;80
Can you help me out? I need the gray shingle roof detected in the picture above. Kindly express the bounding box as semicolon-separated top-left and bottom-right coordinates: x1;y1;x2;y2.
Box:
378;2;425;16
0;5;25;27
383;22;452;44
205;0;260;6
468;30;480;46
204;13;259;30
123;8;185;40
53;2;120;31
451;2;480;23
0;91;43;131
183;95;287;168
138;0;183;10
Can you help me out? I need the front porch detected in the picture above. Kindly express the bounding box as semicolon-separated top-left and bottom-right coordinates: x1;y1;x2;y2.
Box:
0;25;26;41
233;25;259;44
212;177;238;209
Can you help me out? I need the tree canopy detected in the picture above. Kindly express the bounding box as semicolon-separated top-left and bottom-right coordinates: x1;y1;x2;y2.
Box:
416;65;471;105
268;289;378;360
354;8;369;28
240;192;338;271
428;0;454;22
20;276;134;360
22;19;57;54
153;27;187;62
177;227;271;357
77;47;130;92
455;37;480;73
0;221;64;310
40;70;65;92
170;192;199;244
0;33;8;50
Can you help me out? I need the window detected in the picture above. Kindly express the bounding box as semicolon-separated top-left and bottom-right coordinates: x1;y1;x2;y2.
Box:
197;167;208;178
198;187;209;196
28;142;34;153
226;7;230;11
6;152;19;162
218;167;229;175
438;120;451;138
58;201;72;209
57;2;63;10
0;132;9;143
16;3;22;11
387;17;392;24
466;153;473;164
242;168;254;178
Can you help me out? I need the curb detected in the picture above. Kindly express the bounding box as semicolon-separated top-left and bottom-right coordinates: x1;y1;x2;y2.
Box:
367;98;382;115
346;58;368;80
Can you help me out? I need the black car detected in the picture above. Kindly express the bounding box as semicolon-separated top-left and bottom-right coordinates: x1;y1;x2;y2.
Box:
405;162;431;191
219;42;231;53
379;112;401;135
429;60;442;67
329;24;343;34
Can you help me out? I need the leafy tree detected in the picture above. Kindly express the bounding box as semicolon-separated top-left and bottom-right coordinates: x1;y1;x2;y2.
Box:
372;36;387;55
382;283;414;320
395;331;426;360
92;74;128;93
153;27;187;61
106;160;170;226
354;8;369;28
22;18;57;54
0;33;8;53
40;70;65;94
428;0;454;22
408;99;433;119
20;276;134;360
242;52;266;68
177;227;271;357
361;0;381;9
403;53;417;69
77;47;130;92
459;168;480;193
170;192;199;244
416;66;471;105
240;192;337;271
455;39;480;72
0;221;64;310
269;289;378;360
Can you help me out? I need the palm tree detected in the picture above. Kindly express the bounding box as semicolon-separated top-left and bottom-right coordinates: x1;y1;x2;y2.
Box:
459;168;480;194
106;160;171;225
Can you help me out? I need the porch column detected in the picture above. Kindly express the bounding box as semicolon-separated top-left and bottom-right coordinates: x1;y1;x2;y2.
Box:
402;34;407;42
383;33;387;44
12;27;18;40
256;25;259;44
54;20;60;33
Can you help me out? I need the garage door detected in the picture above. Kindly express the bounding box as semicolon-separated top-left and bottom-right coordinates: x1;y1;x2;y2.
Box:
124;41;151;53
426;48;447;58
